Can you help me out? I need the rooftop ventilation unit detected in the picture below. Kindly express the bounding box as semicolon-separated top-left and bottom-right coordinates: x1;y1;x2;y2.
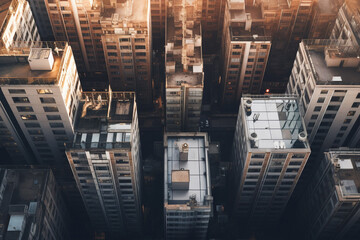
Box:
180;143;189;161
244;98;252;116
249;132;258;148
298;132;307;142
171;170;189;190
28;48;54;71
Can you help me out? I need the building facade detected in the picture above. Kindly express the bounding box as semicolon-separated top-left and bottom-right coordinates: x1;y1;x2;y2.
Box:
164;132;213;239
286;40;360;156
220;0;271;107
28;0;54;40
296;149;360;240
231;95;311;229
0;168;71;240
0;0;41;49
165;0;204;131
66;90;142;238
0;41;81;165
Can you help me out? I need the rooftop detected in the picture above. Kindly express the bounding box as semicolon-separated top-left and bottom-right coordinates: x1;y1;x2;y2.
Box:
0;41;68;85
70;91;135;150
230;25;271;41
303;40;360;85
101;0;148;23
166;72;203;88
327;150;360;198
241;95;309;150
165;133;210;207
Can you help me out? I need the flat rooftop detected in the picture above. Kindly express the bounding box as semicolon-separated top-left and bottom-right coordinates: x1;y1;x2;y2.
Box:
101;0;148;23
166;72;203;88
308;50;360;85
328;150;360;198
242;96;309;150
71;92;134;149
230;25;271;41
165;136;208;205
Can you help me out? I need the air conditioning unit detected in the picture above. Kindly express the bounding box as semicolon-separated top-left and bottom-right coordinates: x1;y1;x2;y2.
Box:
179;143;189;161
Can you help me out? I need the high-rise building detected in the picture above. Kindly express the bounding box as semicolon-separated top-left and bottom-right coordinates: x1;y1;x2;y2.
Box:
100;0;153;109
308;0;344;39
164;132;213;239
286;40;360;156
28;0;54;40
0;101;34;164
44;0;153;109
295;149;360;240
0;0;41;49
66;90;142;237
0;168;71;239
330;0;360;46
231;95;310;229
165;0;204;131
150;0;167;50
220;0;271;107
255;0;315;93
0;41;81;165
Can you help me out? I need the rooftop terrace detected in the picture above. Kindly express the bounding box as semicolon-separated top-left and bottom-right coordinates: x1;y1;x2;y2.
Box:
241;95;309;150
101;0;148;23
327;150;360;198
0;41;68;85
165;134;210;206
166;72;203;88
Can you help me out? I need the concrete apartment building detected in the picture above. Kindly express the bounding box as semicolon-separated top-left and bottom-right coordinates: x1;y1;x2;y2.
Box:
253;0;315;93
220;0;271;107
0;0;41;49
286;39;360;156
308;0;344;39
0;41;81;165
295;149;360;240
0;168;70;240
66;90;142;237
44;0;153;108
100;0;152;109
27;0;54;40
231;95;311;228
165;0;204;131
164;132;213;240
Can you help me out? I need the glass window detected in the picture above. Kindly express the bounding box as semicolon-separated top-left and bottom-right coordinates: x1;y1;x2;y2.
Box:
352;102;360;108
52;130;66;135
24;122;40;128
347;111;356;116
344;119;351;124
50;122;64;128
8;89;25;94
21;115;37;120
40;97;56;104
320;90;328;94
317;97;325;103
16;106;33;112
13;97;30;103
28;129;43;135
43;106;59;112
311;114;318;120
314;106;321;112
37;89;53;94
47;115;61;120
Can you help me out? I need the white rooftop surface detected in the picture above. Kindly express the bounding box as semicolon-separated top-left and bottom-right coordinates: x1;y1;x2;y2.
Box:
339;159;354;169
7;215;25;231
167;137;207;205
244;98;308;149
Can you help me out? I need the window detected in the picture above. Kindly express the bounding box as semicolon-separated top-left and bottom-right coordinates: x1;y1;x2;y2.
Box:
8;89;25;94
24;123;40;128
357;93;360;99
50;122;64;128
37;89;53;94
21;115;37;120
327;105;339;111
43;106;59;112
340;126;347;131
308;122;315;127
13;97;29;103
52;130;66;135
344;119;351;124
347;111;355;116
28;129;43;135
314;106;321;112
311;114;318;120
317;97;325;103
40;97;56;103
320;90;328;94
47;115;61;120
17;106;33;112
352;102;360;108
331;96;344;102
135;45;145;49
